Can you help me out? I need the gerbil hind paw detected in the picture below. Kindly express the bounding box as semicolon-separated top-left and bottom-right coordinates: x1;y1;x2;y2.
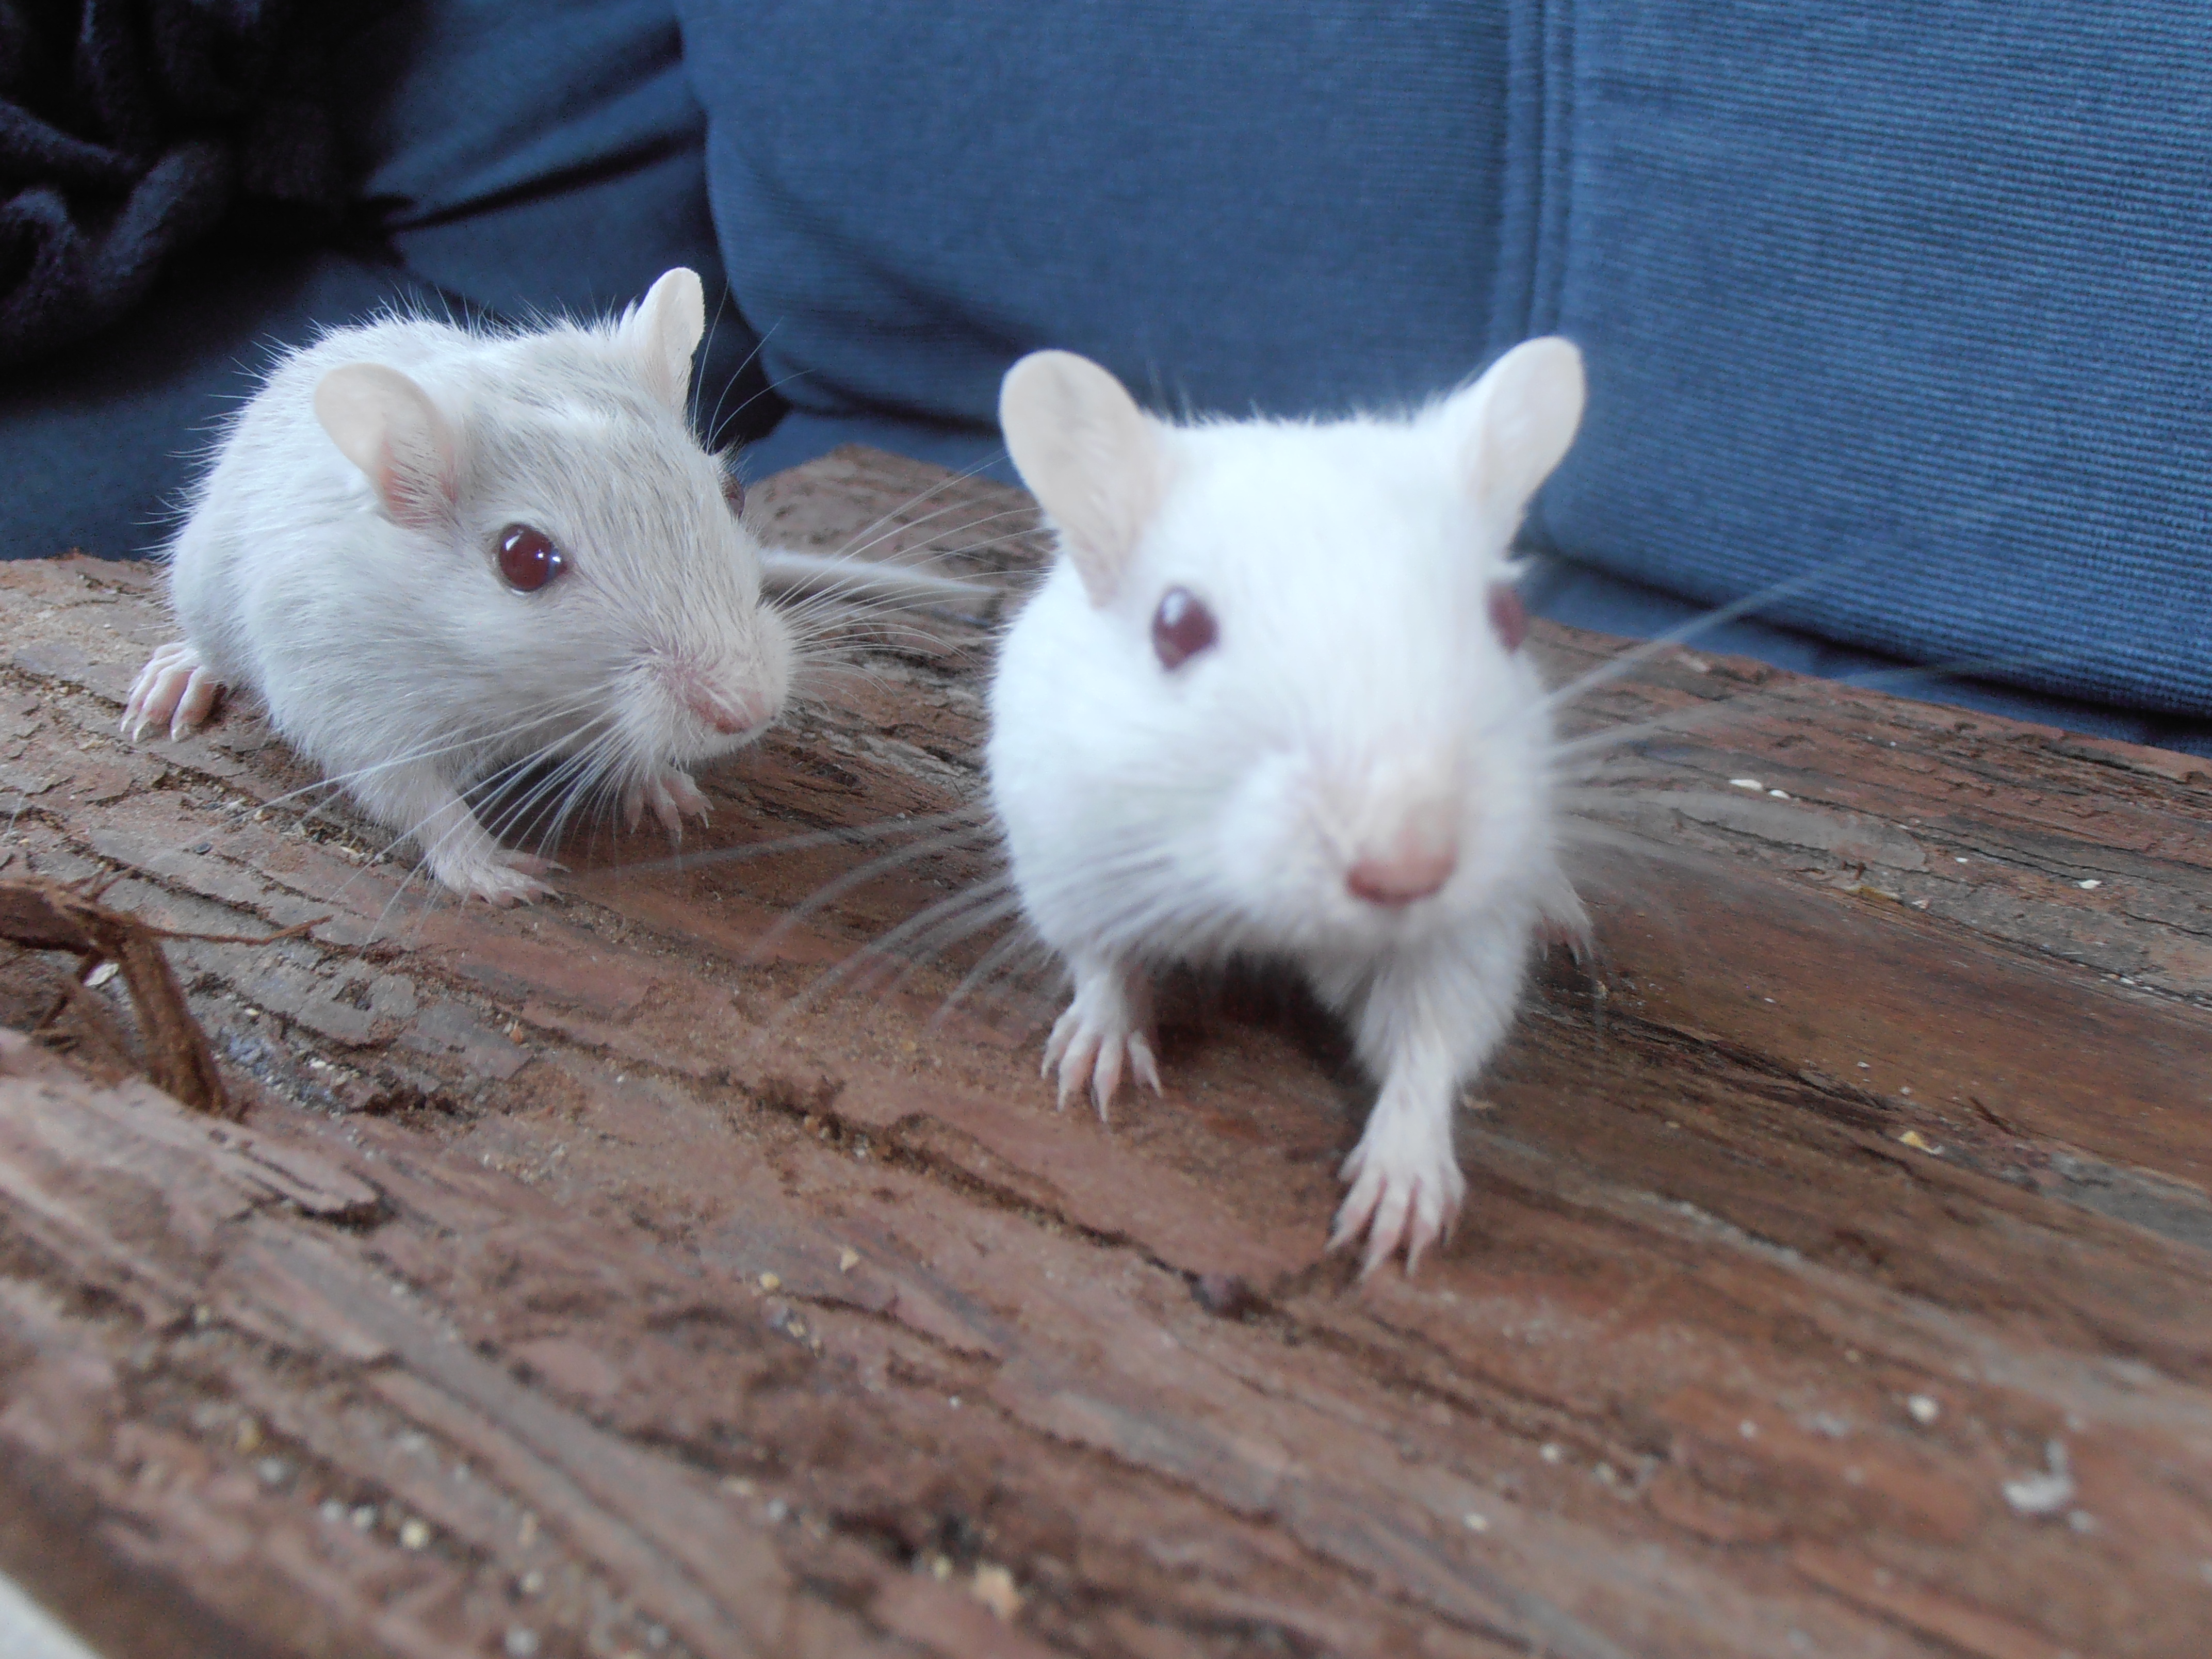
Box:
122;641;223;741
430;844;560;906
1041;963;1161;1124
1329;1114;1468;1278
622;766;711;843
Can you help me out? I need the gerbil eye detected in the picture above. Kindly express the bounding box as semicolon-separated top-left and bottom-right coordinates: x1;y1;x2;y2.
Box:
720;466;745;517
1487;583;1528;653
1151;586;1218;671
497;524;565;593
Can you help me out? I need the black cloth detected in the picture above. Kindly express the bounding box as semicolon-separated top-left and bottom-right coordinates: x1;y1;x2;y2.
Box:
0;0;770;564
0;0;355;369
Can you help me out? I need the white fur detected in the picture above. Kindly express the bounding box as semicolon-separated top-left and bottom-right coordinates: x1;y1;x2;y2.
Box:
988;340;1588;1274
1000;350;1170;604
123;268;793;902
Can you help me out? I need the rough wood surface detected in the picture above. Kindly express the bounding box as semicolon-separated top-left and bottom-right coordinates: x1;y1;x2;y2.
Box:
0;875;235;1118
2;445;2209;1659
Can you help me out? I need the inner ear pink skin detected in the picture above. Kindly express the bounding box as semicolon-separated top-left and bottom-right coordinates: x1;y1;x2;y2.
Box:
1487;583;1528;653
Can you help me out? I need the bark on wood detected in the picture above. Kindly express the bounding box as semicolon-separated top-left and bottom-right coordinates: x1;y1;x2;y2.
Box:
0;447;2207;1658
0;876;229;1116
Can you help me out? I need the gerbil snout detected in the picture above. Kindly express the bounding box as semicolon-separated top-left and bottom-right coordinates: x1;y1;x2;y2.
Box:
1343;796;1459;908
653;656;776;739
681;682;768;736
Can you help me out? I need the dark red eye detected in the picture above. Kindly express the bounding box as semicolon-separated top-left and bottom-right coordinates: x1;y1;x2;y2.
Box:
1151;585;1218;671
1487;582;1528;653
719;459;745;517
498;524;564;592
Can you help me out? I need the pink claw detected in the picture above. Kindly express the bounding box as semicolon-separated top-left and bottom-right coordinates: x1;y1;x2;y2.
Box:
122;641;223;741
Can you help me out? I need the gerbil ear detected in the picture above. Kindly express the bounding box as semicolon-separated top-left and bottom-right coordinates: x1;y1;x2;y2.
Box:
1446;336;1586;522
313;364;459;528
1000;350;1168;606
620;267;706;414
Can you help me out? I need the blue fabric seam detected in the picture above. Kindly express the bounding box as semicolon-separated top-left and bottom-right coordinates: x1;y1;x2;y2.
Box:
1486;0;1542;355
1530;0;1575;340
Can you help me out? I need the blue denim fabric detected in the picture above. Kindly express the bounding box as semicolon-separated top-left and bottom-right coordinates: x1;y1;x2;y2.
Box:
0;250;406;562
676;0;1510;425
1523;2;2212;718
681;0;2212;728
356;0;742;345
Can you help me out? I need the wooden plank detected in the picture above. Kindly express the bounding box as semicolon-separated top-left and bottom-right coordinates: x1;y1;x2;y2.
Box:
1;446;2208;1657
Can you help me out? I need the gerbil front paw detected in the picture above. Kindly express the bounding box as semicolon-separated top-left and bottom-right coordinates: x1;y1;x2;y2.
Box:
429;845;560;906
1330;1104;1467;1277
1042;961;1160;1123
122;641;223;740
622;766;710;843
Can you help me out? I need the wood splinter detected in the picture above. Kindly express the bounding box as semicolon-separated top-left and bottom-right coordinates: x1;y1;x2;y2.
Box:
0;875;317;1120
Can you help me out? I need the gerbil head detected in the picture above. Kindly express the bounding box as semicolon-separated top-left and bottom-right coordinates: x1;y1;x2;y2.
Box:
313;268;790;790
993;340;1586;961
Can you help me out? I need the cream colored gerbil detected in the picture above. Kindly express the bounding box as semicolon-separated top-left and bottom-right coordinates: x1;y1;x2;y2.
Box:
122;269;792;903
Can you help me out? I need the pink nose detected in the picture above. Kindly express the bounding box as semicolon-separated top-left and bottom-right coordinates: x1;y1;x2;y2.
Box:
1346;847;1458;906
1345;806;1459;906
685;688;762;735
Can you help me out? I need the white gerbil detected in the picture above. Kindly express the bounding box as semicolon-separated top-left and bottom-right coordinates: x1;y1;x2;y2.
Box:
123;268;792;903
988;340;1589;1274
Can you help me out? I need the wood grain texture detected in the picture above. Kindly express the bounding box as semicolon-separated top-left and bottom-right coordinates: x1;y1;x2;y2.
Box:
1;446;2208;1658
0;876;232;1116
